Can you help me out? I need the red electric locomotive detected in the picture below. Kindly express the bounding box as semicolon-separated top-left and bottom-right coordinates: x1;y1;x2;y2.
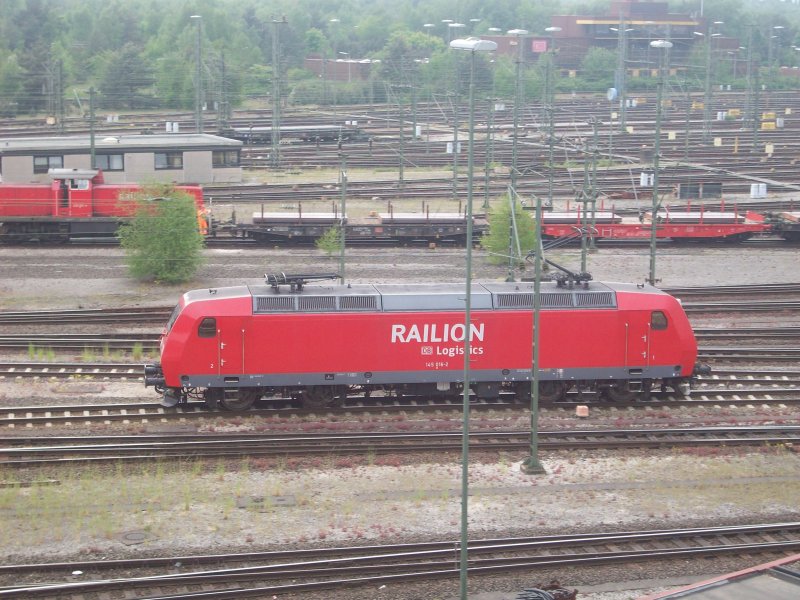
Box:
144;273;700;410
0;168;207;242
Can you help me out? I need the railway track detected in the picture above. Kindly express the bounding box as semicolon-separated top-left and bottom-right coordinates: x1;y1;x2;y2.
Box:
2;425;799;466
0;306;171;325
3;522;800;598
1;373;799;429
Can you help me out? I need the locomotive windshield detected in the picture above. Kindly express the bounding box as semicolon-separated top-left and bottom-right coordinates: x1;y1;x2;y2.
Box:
651;311;668;330
165;304;181;333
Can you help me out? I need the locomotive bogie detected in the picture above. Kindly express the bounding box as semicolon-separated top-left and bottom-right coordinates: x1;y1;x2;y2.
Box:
146;279;699;410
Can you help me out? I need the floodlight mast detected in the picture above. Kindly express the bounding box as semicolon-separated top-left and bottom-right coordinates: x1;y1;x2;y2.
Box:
648;39;673;287
448;36;497;600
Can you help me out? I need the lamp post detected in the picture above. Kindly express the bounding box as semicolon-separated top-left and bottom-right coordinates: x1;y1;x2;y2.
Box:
507;28;529;192
769;25;785;70
543;26;562;108
271;16;287;167
543;27;561;205
507;29;528;192
190;15;203;133
648;39;673;287
449;37;497;600
448;22;465;43
328;18;340;108
698;21;723;144
441;19;453;41
338;154;347;285
611;23;634;133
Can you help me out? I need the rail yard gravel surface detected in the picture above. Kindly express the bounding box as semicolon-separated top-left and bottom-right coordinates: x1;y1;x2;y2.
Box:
2;243;800;599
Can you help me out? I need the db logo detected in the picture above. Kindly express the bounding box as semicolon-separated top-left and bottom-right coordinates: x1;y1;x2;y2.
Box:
420;346;433;355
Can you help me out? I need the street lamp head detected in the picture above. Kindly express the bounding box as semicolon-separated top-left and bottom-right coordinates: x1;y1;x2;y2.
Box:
507;28;529;36
650;40;674;49
190;14;201;21
545;27;562;33
449;22;465;29
423;23;434;28
329;18;340;23
488;27;502;33
693;31;704;36
442;19;453;24
450;37;498;52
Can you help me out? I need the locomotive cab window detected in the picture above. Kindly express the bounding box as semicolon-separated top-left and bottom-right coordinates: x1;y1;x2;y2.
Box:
198;317;217;338
651;311;668;330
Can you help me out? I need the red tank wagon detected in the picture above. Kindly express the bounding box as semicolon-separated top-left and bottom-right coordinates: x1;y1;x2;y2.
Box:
0;168;206;242
144;275;700;410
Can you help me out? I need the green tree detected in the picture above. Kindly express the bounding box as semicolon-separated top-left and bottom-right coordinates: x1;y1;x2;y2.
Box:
97;43;156;109
117;186;205;283
580;46;616;83
0;52;22;115
315;225;343;256
481;196;537;266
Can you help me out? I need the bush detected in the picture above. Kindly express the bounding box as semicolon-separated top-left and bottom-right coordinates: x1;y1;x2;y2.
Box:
117;186;205;283
315;226;343;256
480;196;537;266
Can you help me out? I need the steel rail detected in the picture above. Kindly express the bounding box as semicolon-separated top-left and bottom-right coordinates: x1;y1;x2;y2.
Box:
3;522;800;598
2;426;799;466
1;383;799;430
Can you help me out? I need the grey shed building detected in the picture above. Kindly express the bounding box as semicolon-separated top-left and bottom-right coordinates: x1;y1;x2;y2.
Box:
0;133;242;184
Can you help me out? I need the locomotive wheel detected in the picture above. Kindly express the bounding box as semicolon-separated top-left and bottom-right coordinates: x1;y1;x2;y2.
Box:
220;389;258;411
301;386;343;409
513;381;568;404
604;382;638;402
539;381;568;403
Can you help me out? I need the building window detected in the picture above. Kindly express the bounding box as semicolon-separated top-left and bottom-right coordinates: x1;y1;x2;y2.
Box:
33;155;63;173
155;151;183;170
96;153;124;171
212;150;240;168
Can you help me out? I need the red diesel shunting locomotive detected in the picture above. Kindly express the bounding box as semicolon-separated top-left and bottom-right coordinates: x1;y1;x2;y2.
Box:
0;168;207;242
145;273;700;410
